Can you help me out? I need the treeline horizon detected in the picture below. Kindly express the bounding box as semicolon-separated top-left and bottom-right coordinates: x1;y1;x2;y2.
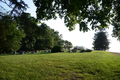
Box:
0;12;73;54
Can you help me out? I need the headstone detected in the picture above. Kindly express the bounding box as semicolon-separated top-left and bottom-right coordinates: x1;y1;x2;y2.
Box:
68;51;72;52
35;50;37;52
18;50;23;54
48;50;51;52
13;51;16;55
32;51;35;54
44;51;47;52
24;52;27;54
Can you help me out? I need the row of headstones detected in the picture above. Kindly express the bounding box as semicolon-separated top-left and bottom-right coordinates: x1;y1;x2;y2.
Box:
11;50;38;55
11;50;85;54
68;50;84;53
11;50;52;55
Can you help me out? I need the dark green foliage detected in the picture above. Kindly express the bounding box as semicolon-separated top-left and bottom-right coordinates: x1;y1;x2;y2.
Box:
93;30;110;51
72;49;77;52
34;23;62;50
80;49;93;53
112;22;120;40
80;50;85;53
51;45;62;53
33;0;120;32
86;49;93;52
2;0;120;37
16;13;39;51
0;15;24;54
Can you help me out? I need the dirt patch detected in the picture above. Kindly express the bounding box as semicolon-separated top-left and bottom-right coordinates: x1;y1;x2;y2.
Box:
109;52;120;56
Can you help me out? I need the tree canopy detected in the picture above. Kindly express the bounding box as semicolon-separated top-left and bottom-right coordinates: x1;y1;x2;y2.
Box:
1;0;120;32
0;15;24;54
112;22;120;40
33;0;120;32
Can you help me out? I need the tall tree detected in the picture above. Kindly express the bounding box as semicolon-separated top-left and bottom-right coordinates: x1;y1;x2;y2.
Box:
16;13;39;51
0;15;24;54
52;30;62;46
93;30;110;50
37;23;55;49
35;23;62;50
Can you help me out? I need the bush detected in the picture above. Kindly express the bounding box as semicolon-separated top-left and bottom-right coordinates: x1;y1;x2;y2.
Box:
80;49;85;53
80;49;92;53
86;49;93;52
51;45;62;53
72;49;76;52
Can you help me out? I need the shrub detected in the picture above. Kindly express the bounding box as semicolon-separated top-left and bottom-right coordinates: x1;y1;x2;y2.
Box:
80;49;85;53
51;45;62;53
80;49;93;53
86;49;93;52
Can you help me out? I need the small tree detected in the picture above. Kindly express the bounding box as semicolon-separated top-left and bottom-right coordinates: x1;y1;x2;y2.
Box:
93;30;110;51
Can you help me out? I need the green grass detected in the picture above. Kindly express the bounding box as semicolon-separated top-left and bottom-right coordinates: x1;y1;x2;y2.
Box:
0;51;120;80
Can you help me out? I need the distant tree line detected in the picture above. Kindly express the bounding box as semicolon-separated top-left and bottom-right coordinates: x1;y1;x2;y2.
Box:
0;12;73;54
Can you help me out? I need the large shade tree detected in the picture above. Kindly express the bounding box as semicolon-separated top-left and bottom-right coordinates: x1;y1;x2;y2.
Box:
0;15;24;54
34;23;62;50
16;13;39;51
93;30;110;50
37;23;55;49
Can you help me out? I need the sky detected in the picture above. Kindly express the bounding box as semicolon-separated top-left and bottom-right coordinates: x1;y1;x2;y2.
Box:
1;0;120;52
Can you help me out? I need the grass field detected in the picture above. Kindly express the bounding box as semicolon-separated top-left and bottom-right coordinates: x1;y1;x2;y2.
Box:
0;51;120;80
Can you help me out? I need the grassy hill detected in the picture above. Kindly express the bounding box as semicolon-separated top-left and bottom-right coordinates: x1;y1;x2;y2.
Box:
0;51;120;80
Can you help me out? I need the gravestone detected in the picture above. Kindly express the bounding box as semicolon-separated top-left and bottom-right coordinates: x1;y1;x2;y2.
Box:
24;52;27;54
32;51;35;54
18;50;23;54
68;51;72;52
13;51;16;55
48;50;51;52
44;51;47;52
35;50;37;52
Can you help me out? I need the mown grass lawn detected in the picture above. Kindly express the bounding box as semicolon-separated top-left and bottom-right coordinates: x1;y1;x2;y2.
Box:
0;51;120;80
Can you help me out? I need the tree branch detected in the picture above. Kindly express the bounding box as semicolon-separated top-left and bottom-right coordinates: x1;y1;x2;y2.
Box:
0;0;13;9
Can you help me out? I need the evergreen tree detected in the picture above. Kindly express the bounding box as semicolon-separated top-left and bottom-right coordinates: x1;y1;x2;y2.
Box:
93;30;110;51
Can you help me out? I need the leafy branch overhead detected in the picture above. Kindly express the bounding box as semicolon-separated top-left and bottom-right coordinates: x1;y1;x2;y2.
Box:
33;0;120;31
0;0;28;16
1;0;120;32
